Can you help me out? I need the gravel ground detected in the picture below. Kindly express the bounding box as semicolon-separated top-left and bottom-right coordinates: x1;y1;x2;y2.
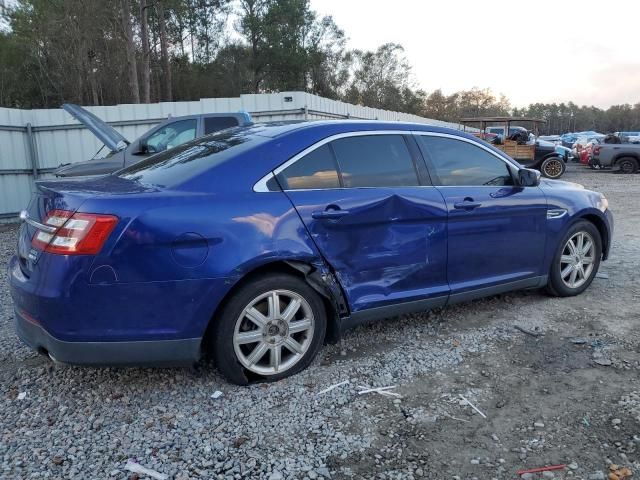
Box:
1;164;639;480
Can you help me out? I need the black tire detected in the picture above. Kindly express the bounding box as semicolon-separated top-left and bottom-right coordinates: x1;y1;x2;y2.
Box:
617;157;639;174
540;157;566;179
547;220;602;297
211;273;326;385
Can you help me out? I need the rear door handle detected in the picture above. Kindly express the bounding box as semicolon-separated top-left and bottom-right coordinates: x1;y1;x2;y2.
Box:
453;200;482;210
311;209;350;220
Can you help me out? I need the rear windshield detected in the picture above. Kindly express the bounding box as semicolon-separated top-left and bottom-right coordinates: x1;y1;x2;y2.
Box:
117;125;262;187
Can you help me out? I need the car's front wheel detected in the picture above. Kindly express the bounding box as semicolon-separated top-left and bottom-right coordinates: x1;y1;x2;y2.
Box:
211;273;326;384
547;220;602;297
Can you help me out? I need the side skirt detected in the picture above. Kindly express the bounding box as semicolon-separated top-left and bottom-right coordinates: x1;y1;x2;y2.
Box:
338;275;548;334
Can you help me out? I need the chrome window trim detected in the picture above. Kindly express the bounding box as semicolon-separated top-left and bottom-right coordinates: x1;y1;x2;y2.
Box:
253;129;523;192
253;130;415;192
253;172;276;193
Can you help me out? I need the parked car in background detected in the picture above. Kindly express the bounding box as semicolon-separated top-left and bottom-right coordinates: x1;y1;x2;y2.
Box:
53;104;252;177
461;117;568;179
9;120;613;384
614;131;640;143
592;143;640;173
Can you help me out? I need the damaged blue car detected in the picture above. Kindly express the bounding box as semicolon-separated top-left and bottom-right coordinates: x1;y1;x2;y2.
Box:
9;120;613;384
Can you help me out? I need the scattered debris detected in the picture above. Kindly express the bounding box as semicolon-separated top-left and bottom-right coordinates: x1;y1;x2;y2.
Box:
124;460;168;480
16;392;26;401
596;272;609;279
516;464;566;475
357;385;402;398
317;380;349;395
210;391;223;399
514;325;544;337
52;456;64;466
594;358;613;366
569;337;588;344
459;394;486;419
608;464;633;480
442;412;470;423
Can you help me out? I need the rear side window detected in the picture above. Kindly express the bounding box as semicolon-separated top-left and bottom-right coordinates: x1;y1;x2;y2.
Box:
277;144;340;190
204;116;240;134
417;136;514;186
330;135;419;188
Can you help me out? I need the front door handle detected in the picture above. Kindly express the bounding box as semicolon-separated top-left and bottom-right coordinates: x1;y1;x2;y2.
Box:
453;199;482;210
311;208;350;220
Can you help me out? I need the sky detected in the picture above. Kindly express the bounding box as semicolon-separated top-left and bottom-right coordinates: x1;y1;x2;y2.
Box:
310;0;640;108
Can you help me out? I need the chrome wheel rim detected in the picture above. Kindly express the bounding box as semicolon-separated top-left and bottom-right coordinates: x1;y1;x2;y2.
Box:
233;289;314;376
544;159;563;178
560;231;595;289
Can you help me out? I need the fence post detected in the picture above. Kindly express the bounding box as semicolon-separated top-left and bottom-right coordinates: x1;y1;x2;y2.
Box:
25;122;39;180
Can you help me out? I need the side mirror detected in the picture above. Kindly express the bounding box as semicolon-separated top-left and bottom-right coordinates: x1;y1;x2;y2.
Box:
518;168;541;187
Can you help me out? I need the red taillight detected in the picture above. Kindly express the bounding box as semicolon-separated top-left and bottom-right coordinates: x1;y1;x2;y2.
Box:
31;209;118;255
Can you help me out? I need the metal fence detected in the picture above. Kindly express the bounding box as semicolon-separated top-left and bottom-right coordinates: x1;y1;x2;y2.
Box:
0;92;468;220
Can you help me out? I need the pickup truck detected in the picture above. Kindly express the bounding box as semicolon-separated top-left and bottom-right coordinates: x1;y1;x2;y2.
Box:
591;144;640;173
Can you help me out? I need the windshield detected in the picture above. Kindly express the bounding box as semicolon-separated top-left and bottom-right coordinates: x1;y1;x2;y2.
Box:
117;125;262;187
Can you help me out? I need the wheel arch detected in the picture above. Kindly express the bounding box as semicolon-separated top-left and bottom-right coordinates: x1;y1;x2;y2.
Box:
613;153;640;165
201;259;347;358
578;212;610;260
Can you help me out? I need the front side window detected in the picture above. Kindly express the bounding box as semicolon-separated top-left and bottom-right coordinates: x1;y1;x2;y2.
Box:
276;144;340;190
417;136;514;186
330;135;419;188
145;119;198;153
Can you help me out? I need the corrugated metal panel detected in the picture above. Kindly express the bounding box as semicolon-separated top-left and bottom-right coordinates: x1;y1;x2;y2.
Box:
0;92;472;218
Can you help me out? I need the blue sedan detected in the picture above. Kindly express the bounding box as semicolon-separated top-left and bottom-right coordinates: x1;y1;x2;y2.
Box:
8;121;613;384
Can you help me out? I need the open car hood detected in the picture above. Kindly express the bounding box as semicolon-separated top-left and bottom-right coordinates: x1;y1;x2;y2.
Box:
62;103;129;153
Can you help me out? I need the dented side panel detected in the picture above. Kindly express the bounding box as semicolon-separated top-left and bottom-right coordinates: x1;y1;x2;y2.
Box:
283;188;449;312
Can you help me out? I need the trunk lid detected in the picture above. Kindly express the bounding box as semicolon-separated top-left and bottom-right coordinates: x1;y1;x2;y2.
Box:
62;103;129;153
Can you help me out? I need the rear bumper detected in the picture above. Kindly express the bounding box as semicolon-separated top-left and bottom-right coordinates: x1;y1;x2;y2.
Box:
15;308;201;366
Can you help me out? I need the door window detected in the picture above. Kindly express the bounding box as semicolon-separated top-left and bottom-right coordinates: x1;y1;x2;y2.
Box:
330;135;419;188
276;144;340;190
417;136;514;186
204;116;239;134
145;119;197;153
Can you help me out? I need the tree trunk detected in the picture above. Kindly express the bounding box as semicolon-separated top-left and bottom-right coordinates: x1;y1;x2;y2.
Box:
140;1;151;103
157;1;172;102
121;0;140;103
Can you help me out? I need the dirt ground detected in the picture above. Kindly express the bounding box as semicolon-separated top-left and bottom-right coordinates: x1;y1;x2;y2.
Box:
328;164;640;479
0;163;638;480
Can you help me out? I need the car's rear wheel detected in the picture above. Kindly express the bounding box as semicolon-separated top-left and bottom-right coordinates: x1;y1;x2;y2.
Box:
540;157;566;179
617;157;639;174
211;273;326;384
547;220;602;297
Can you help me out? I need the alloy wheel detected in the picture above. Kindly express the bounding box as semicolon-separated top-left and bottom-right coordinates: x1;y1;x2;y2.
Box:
559;231;596;289
233;289;315;375
543;159;563;178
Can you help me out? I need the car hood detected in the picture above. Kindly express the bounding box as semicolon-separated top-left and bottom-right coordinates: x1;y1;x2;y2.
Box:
539;178;585;190
62;103;129;153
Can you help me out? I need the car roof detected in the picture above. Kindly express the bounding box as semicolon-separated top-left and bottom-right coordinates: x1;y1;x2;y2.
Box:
251;119;473;139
